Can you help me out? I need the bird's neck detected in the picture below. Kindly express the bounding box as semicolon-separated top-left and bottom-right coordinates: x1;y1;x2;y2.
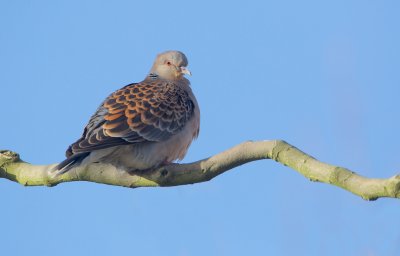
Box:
148;73;159;80
146;72;184;82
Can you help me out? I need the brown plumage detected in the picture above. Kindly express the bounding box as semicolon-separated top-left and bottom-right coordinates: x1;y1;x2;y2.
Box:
55;51;200;173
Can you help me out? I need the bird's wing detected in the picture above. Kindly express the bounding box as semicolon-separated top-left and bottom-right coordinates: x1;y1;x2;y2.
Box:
66;81;195;157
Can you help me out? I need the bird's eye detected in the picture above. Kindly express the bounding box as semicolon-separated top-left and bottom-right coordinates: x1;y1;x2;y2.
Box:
166;61;171;65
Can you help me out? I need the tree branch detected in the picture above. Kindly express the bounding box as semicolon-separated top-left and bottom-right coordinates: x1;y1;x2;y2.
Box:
1;140;399;200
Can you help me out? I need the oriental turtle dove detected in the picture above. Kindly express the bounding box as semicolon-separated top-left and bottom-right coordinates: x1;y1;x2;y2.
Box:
55;51;200;174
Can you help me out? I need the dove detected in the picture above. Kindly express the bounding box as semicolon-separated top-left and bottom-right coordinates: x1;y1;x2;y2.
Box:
55;51;200;174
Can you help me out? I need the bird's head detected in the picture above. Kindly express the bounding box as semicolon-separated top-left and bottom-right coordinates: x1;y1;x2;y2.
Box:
149;51;191;80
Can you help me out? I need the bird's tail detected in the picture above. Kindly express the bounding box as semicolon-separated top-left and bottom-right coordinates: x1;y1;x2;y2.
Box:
52;152;90;176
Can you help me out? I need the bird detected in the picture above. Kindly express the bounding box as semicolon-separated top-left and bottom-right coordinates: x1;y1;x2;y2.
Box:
54;51;200;174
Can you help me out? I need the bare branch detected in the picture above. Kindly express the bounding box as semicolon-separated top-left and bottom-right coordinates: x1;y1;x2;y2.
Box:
1;140;399;200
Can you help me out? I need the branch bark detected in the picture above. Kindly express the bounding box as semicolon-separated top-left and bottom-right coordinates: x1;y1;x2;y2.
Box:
1;140;399;200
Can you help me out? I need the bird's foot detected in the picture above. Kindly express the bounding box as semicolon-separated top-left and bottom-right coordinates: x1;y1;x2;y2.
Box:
127;168;152;175
127;160;172;175
161;159;172;166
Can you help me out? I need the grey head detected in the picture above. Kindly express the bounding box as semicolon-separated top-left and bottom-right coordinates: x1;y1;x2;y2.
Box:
149;50;191;80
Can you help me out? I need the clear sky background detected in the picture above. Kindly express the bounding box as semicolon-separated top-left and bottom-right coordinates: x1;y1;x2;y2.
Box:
1;1;399;255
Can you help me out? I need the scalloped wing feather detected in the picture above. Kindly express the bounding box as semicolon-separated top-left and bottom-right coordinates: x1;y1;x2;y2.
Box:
67;81;195;157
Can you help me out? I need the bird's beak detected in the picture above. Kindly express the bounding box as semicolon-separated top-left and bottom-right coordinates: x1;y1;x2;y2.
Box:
180;66;192;76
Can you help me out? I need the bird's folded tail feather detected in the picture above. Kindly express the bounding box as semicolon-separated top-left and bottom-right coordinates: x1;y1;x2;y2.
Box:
51;152;90;176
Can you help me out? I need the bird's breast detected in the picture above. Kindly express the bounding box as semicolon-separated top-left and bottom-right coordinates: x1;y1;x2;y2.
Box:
83;109;199;171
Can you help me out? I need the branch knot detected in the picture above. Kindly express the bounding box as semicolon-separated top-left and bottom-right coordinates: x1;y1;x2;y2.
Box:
0;150;21;170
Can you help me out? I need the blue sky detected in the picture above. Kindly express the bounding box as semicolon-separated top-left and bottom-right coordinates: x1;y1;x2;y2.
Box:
1;1;400;255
